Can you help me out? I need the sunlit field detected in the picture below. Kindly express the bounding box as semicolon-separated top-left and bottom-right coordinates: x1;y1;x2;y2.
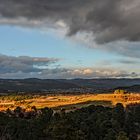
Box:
0;92;140;112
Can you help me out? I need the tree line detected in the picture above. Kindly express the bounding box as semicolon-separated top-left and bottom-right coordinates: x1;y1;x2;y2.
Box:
0;103;139;140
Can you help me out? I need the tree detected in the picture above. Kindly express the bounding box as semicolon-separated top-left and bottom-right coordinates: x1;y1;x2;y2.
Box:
116;131;129;140
114;89;126;94
112;103;125;127
134;105;140;123
103;129;116;140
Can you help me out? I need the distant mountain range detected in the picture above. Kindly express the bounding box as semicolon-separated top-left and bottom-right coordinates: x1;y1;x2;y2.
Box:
0;78;140;94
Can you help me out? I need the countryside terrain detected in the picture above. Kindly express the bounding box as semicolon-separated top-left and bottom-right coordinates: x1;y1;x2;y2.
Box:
0;91;140;112
0;79;140;112
0;78;140;94
0;79;139;140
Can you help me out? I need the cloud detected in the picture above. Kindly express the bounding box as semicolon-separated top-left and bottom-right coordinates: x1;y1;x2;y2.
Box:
0;54;58;74
0;0;140;44
0;54;139;79
103;41;140;58
34;68;140;79
118;59;140;64
0;66;138;79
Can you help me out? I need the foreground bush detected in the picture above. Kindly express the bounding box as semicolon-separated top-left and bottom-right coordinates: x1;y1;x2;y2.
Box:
0;103;139;140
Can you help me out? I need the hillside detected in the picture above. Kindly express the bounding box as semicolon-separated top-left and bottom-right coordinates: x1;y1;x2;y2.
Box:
0;78;139;94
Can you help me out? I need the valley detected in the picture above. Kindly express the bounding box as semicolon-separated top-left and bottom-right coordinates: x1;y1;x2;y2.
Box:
0;92;140;112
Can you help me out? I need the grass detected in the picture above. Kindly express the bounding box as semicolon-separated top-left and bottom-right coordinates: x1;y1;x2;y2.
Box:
0;93;140;111
53;100;112;112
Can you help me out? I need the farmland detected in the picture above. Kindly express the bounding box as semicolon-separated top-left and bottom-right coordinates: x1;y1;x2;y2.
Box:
0;92;140;111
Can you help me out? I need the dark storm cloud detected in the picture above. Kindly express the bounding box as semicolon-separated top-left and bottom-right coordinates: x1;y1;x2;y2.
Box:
103;41;140;58
0;54;58;73
0;0;140;43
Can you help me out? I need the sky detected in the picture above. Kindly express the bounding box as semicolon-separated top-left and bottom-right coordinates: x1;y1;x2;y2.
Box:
0;0;140;79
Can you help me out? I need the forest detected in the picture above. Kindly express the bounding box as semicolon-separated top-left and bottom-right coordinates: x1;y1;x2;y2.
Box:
0;103;139;140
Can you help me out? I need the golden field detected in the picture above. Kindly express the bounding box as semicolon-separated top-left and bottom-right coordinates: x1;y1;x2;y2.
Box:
0;93;140;111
